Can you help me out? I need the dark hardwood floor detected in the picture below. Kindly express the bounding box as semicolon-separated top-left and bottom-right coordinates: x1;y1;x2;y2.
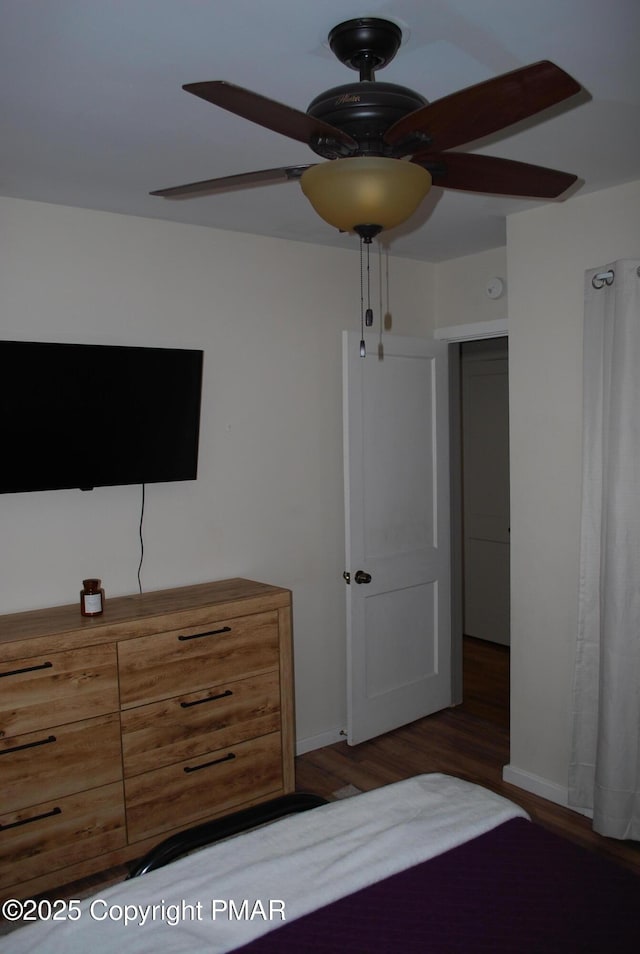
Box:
297;636;640;876
8;635;638;926
458;633;510;728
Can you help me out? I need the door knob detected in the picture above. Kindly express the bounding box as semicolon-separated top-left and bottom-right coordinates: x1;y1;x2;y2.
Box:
354;570;372;584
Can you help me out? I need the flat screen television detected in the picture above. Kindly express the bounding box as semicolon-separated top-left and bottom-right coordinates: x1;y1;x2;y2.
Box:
0;340;204;493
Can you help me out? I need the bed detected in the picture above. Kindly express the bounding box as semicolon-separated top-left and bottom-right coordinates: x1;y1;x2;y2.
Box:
4;774;638;952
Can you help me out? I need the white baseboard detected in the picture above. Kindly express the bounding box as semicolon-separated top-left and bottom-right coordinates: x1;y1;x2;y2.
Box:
296;726;345;756
502;764;569;807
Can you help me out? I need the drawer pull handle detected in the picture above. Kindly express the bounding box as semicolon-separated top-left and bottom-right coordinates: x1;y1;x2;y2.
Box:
0;806;62;832
180;689;233;709
0;661;53;679
184;752;236;774
178;626;232;642
0;734;57;756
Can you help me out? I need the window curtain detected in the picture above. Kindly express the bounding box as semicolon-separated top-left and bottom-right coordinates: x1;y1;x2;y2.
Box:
568;259;640;840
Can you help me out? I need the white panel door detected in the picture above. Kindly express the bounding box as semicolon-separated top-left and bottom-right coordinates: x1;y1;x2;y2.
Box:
343;331;451;745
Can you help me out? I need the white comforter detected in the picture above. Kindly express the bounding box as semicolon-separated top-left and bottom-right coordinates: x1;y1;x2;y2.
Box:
5;774;528;954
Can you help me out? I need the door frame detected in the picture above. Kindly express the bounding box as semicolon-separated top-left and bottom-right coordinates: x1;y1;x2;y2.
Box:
434;319;508;705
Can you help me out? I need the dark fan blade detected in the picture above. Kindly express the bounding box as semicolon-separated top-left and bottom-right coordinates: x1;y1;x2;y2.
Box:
385;61;581;153
415;152;577;198
151;165;315;199
184;81;357;153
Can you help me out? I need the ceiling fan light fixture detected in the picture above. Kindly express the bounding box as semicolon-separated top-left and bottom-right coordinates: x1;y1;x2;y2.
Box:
300;157;431;236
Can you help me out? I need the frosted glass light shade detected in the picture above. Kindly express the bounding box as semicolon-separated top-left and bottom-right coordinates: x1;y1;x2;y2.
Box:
300;157;432;234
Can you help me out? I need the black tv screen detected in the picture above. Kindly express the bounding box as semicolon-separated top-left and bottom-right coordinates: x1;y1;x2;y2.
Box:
0;340;204;493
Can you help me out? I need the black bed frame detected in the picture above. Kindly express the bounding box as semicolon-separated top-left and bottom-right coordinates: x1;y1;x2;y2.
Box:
128;792;328;878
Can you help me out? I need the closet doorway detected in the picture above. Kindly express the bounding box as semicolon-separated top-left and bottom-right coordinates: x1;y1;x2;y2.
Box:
444;327;510;718
459;337;510;646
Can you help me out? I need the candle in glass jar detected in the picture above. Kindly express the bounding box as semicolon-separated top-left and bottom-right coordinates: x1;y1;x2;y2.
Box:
80;578;105;617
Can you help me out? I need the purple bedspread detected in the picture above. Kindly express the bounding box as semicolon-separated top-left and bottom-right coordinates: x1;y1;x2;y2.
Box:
234;818;639;953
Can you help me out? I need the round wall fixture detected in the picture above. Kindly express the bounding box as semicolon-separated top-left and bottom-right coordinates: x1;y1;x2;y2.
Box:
486;276;505;299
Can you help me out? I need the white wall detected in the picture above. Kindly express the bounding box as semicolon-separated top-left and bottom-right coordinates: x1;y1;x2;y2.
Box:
0;196;435;750
435;246;508;329
505;179;640;802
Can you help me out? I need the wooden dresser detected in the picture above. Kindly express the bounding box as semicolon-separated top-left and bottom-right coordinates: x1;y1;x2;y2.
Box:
0;578;294;901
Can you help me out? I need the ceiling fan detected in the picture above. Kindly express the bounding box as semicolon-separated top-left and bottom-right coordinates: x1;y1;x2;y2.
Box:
151;17;581;240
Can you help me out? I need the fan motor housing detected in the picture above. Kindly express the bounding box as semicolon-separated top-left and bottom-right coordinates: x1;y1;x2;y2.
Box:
307;81;427;157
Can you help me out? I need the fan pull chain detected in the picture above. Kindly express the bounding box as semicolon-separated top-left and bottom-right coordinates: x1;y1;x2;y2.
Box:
365;240;374;329
377;242;386;358
359;237;366;357
359;238;375;358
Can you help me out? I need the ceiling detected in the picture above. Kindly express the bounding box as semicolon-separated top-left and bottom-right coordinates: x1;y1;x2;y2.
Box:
1;0;639;262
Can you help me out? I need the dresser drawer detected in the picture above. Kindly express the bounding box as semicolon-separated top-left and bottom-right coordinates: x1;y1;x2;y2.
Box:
0;782;126;891
125;731;283;843
121;671;281;777
0;645;118;739
1;713;122;814
118;610;280;708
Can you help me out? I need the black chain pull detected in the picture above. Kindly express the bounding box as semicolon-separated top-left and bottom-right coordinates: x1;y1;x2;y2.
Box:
359;237;366;357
